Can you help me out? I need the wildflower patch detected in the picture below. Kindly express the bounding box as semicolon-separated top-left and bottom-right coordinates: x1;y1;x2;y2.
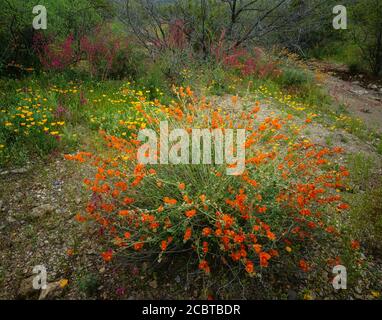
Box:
66;86;351;276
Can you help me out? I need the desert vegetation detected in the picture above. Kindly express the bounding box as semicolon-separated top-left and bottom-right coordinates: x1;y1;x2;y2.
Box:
0;0;381;300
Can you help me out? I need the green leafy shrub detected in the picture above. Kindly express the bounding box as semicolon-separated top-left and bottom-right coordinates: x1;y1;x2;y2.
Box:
350;186;382;254
277;67;313;88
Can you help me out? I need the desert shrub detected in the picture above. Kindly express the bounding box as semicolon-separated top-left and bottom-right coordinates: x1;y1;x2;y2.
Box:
277;67;313;88
79;25;129;80
66;86;351;278
216;47;282;80
137;56;172;93
77;273;100;297
350;185;382;255
202;63;232;96
33;33;78;71
108;45;144;80
33;24;133;80
345;152;382;254
351;0;382;77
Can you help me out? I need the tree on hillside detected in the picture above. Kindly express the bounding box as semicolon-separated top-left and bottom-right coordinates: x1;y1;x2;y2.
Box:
114;0;340;57
351;0;382;76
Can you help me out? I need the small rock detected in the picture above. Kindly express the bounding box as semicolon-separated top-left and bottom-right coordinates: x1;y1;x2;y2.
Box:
31;204;56;218
10;167;29;174
350;89;368;95
39;281;64;300
53;180;63;189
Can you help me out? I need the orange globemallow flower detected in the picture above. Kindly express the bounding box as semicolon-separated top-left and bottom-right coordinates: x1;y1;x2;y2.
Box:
257;206;267;213
338;203;350;210
134;242;144;251
198;260;210;274
258;123;267;131
245;261;254;274
185;209;196;218
161;240;168;251
123;197;134;205
202;227;212;237
178;183;185;190
351;240;360;250
259;251;271;267
101;250;113;262
221;214;234;228
111;189;120;198
119;210;129;217
266;230;276;241
202;241;209;254
234;234;245;244
164;197;177;205
184;228;192;242
75;213;86;223
253;244;262;254
299;259;310;272
183;194;192;204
